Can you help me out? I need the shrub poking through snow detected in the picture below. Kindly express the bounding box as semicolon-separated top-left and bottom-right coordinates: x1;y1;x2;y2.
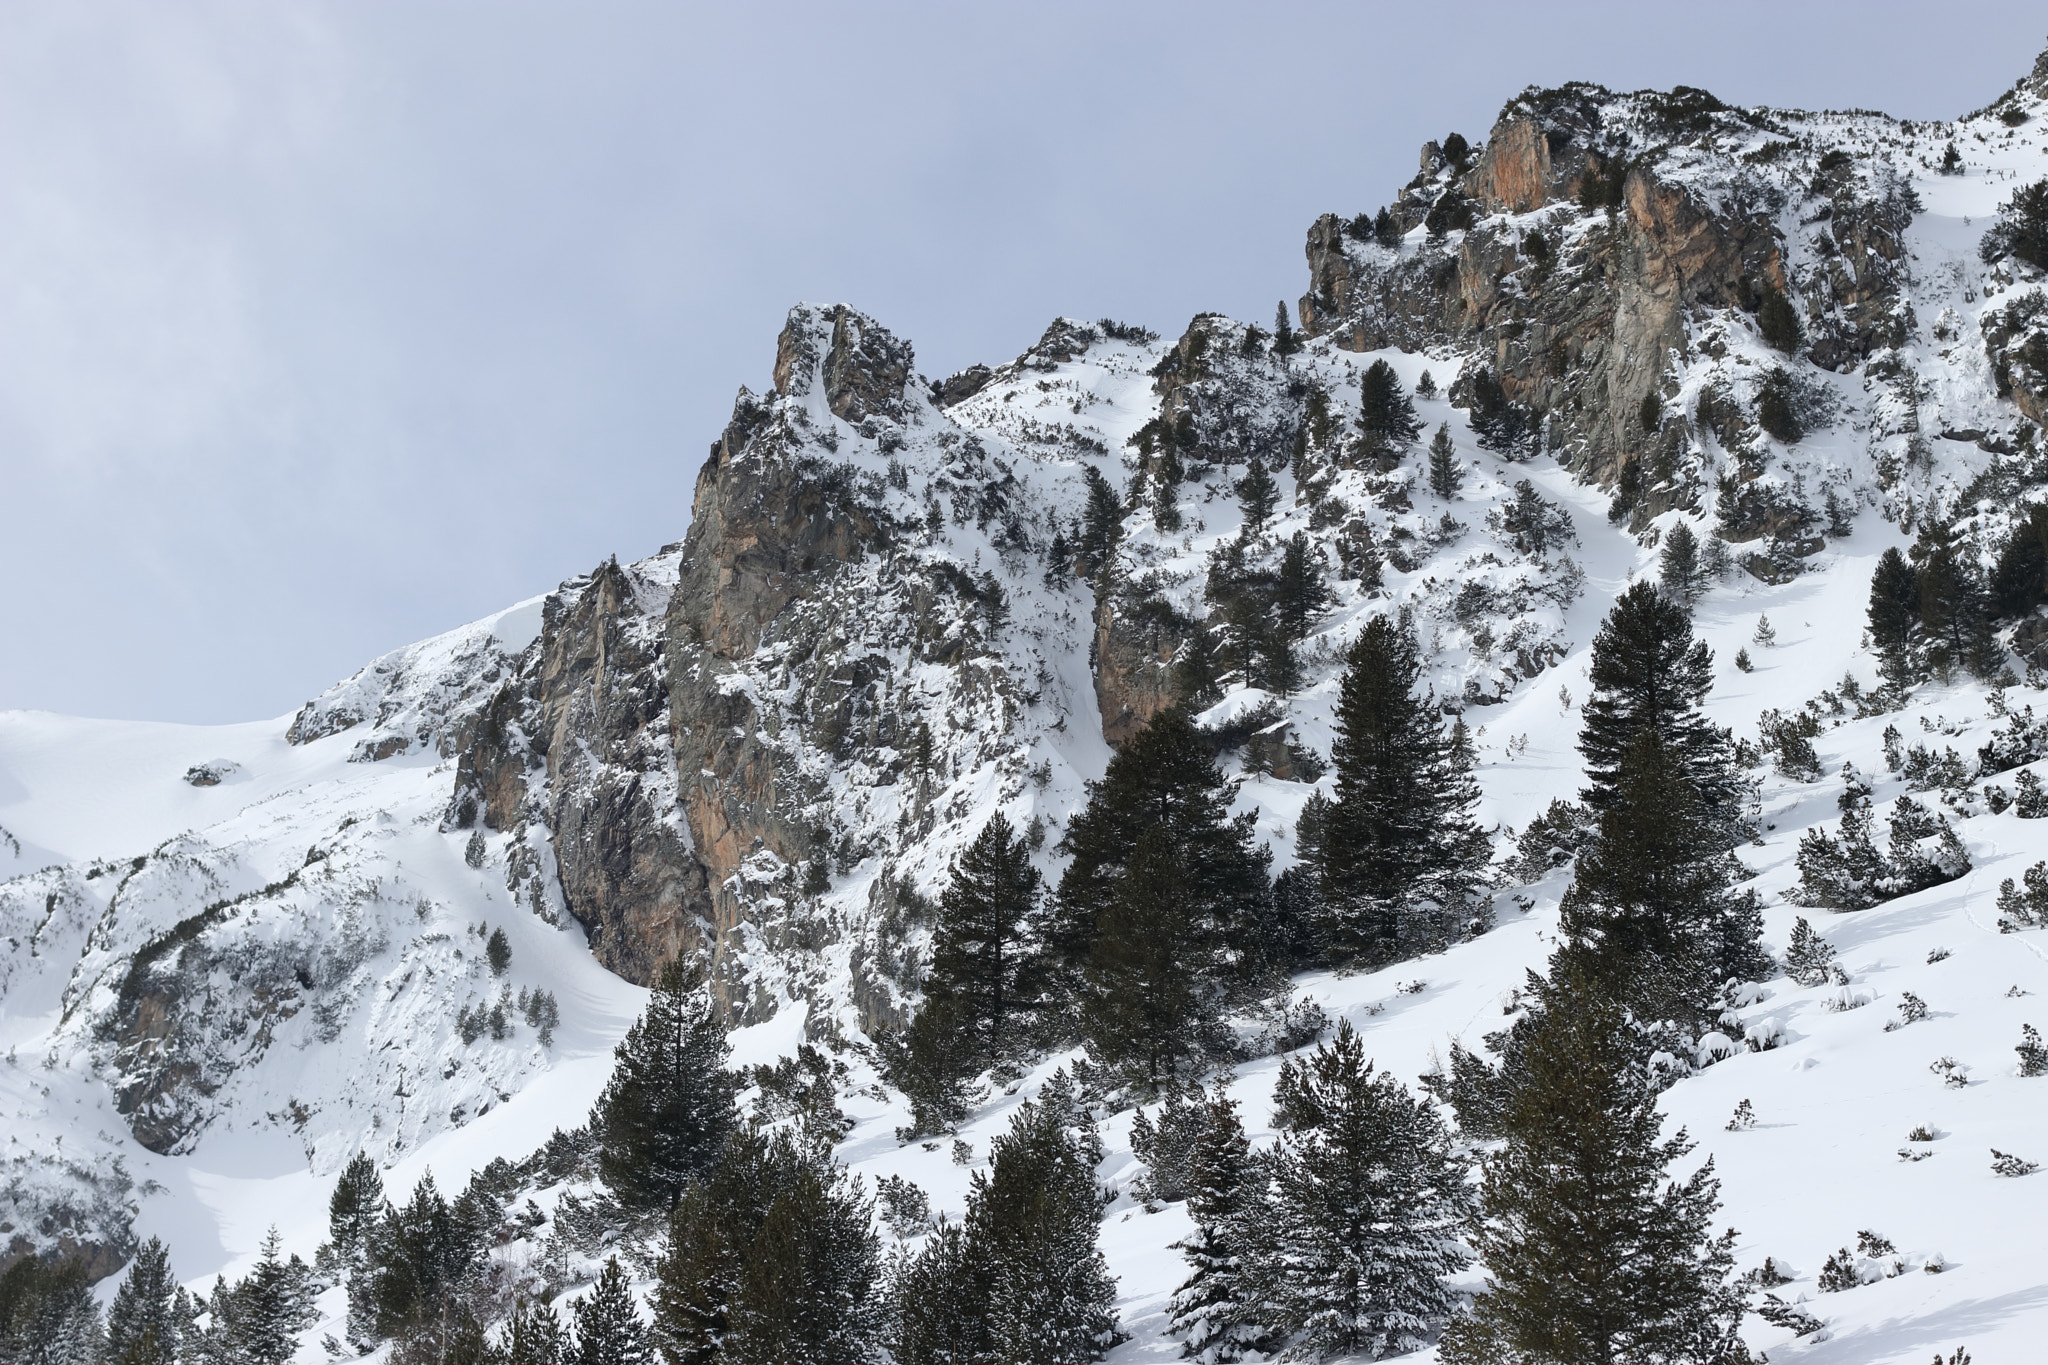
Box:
1784;917;1836;986
2016;1024;2048;1078
1724;1098;1756;1131
1818;1248;1859;1292
1991;1148;2040;1177
1997;862;2048;930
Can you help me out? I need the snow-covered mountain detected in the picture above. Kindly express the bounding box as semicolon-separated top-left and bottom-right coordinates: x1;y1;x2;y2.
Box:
9;41;2048;1364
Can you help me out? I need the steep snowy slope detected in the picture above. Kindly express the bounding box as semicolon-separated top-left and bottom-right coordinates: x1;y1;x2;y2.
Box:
6;38;2048;1365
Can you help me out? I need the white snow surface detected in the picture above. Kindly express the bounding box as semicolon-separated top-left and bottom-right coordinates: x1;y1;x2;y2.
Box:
5;77;2048;1365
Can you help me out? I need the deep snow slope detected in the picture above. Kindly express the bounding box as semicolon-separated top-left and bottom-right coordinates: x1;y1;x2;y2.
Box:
6;40;2048;1365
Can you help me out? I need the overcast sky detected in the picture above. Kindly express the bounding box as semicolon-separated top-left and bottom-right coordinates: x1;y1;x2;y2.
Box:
4;2;2043;724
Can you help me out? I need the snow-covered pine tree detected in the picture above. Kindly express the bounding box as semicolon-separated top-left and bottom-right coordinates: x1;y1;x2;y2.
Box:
217;1228;317;1365
652;1127;804;1365
1784;917;1837;986
1258;1020;1469;1359
501;1298;569;1365
574;1258;651;1365
1440;968;1747;1365
590;958;737;1214
1356;359;1421;465
1578;581;1746;842
105;1236;186;1365
719;1160;882;1365
919;813;1046;1076
329;1150;383;1289
1167;1089;1276;1364
1426;423;1461;500
0;1255;102;1365
1237;461;1281;537
1320;613;1487;966
890;1218;987;1365
1051;708;1269;991
1560;724;1765;1024
1660;521;1703;605
970;1076;1122;1365
366;1171;483;1347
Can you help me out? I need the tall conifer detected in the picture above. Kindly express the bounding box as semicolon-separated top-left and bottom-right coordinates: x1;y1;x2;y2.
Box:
574;1258;651;1365
591;960;737;1214
1166;1090;1272;1364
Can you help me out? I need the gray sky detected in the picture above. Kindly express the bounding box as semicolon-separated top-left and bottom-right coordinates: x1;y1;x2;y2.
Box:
4;1;2042;723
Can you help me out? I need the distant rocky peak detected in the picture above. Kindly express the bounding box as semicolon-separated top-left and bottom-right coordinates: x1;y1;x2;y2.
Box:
771;301;914;425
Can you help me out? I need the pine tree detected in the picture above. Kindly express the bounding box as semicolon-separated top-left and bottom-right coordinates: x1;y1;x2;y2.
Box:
1940;141;1964;174
0;1255;102;1365
1079;826;1214;1089
501;1298;569;1365
106;1237;183;1365
1076;468;1124;582
1236;461;1280;537
1320;614;1487;966
234;1228;317;1365
1440;971;1748;1365
920;813;1044;1074
1560;726;1763;1023
1259;1022;1469;1359
890;1219;987;1365
1426;423;1461;499
720;1162;881;1365
487;925;512;975
574;1258;651;1365
368;1171;482;1345
1272;302;1301;357
329;1150;384;1277
970;1077;1122;1364
591;959;737;1214
1758;283;1803;354
1579;582;1745;840
1783;916;1837;987
1915;522;1996;679
1660;521;1703;605
1167;1089;1274;1364
1867;546;1920;683
1051;709;1268;986
1274;533;1330;647
1373;207;1403;249
1357;359;1421;463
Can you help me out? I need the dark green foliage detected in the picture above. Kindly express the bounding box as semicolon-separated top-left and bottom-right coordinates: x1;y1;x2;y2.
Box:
1795;776;1969;911
1784;916;1836;986
1427;424;1461;500
918;814;1044;1078
1465;368;1533;455
1440;132;1472;171
0;1255;102;1364
199;1228;318;1365
574;1259;651;1365
653;1129;875;1365
367;1174;481;1346
1320;615;1488;967
1756;366;1801;441
1274;533;1331;652
1981;177;2048;268
1940;141;1963;174
1915;522;1997;678
1259;1022;1469;1359
1079;826;1217;1088
890;1074;1120;1365
1076;468;1124;582
1166;1090;1275;1363
1236;461;1280;536
1660;521;1703;605
1357;360;1421;459
1639;390;1664;432
106;1237;186;1365
1271;302;1300;358
1051;709;1270;987
1439;973;1748;1365
717;1162;879;1365
487;926;512;976
1424;188;1475;237
1373;207;1403;249
1560;727;1763;1024
330;1150;384;1270
1759;283;1803;354
1868;546;1920;681
501;1298;569;1365
1578;582;1742;833
590;960;737;1215
1992;504;2048;618
1577;153;1629;211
